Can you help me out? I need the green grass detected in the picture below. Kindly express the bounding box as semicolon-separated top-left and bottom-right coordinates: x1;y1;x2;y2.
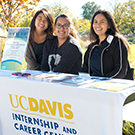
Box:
129;44;135;77
129;44;135;66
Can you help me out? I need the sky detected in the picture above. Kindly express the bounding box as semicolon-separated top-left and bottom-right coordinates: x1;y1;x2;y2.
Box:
38;0;128;18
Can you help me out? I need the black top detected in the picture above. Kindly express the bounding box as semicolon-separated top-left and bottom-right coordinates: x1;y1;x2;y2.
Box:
25;38;48;70
82;35;133;79
41;35;83;74
32;41;46;65
90;39;106;76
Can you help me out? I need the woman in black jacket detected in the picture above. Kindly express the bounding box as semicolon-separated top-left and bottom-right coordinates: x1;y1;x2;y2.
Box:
41;14;82;74
82;9;133;80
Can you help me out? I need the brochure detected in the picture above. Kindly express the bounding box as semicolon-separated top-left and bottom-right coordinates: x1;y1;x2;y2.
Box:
89;79;135;91
27;73;76;82
1;27;30;71
61;76;96;86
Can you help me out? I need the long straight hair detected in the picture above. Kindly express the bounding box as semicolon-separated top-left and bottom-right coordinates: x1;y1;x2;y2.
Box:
90;9;130;51
29;8;54;45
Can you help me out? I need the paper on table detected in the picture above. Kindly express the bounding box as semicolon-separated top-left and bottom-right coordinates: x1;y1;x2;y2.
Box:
27;73;76;82
61;76;96;86
90;79;135;91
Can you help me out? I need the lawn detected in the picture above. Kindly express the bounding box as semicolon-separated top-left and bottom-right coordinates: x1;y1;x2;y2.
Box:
129;44;135;67
129;44;135;78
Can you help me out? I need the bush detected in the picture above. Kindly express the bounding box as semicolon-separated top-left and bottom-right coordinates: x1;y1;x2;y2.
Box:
127;36;135;44
123;120;134;135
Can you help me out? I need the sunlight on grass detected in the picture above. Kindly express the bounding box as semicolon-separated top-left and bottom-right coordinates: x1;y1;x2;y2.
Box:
129;44;135;77
22;58;27;70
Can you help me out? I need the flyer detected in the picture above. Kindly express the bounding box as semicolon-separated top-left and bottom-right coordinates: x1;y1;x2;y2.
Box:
1;27;30;71
90;79;135;91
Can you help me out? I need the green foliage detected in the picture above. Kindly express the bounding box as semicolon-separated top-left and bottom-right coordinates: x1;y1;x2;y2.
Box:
1;2;135;135
48;2;73;19
16;9;37;27
0;0;40;30
16;18;32;27
127;36;135;44
113;0;135;35
123;120;134;135
73;18;90;35
81;1;100;21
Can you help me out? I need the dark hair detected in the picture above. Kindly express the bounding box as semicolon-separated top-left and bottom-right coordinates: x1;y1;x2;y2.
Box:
29;8;54;45
90;9;120;41
90;9;130;50
55;13;78;39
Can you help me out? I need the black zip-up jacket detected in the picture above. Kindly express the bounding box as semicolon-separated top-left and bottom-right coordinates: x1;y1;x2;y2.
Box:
82;35;133;79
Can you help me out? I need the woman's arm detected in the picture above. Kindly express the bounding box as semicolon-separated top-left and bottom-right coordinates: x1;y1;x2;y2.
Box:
104;38;128;79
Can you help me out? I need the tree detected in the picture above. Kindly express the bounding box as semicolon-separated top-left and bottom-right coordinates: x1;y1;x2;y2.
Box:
81;1;100;21
16;10;36;27
113;0;135;35
0;0;41;30
113;3;125;32
123;0;135;35
73;18;90;35
47;2;73;19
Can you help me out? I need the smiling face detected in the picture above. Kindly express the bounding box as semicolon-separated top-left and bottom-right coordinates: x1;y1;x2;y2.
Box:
55;17;70;41
93;13;110;41
35;13;48;34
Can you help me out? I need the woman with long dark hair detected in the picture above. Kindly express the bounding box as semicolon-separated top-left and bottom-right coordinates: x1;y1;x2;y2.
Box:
25;8;54;70
82;9;133;80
